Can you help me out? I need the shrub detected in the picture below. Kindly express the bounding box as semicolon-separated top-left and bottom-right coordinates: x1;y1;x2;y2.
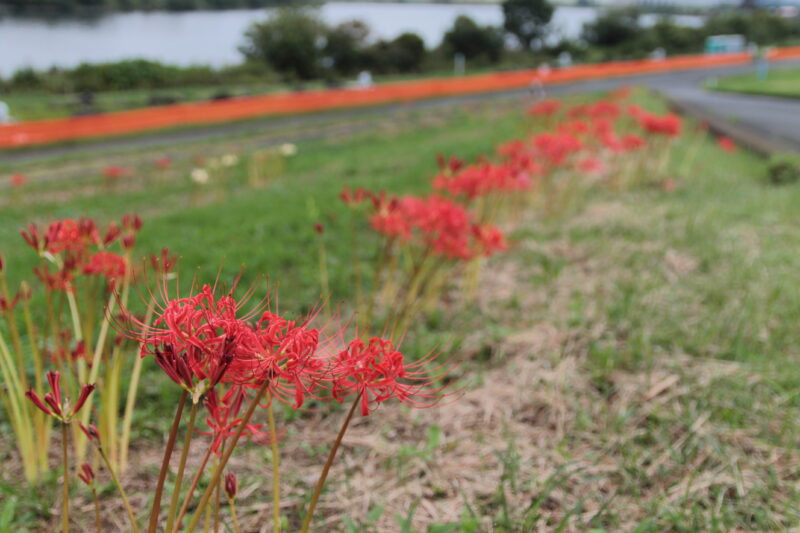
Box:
766;153;800;186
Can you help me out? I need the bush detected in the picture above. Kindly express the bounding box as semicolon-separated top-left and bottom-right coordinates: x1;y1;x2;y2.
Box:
442;15;504;65
766;153;800;185
363;33;427;74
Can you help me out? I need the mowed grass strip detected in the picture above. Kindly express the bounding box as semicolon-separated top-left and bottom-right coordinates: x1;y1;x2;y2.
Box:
713;67;800;99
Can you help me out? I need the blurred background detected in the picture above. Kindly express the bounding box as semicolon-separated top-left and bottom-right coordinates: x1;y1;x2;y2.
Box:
1;0;798;122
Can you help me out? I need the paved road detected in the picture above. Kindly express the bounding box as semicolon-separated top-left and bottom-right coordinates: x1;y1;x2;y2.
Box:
4;59;800;165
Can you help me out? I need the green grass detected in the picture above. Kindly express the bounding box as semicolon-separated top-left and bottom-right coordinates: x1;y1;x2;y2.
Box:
3;90;800;531
712;67;800;99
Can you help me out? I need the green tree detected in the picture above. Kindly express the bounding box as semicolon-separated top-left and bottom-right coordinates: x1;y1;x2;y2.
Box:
324;20;370;76
502;0;554;51
581;8;641;49
240;8;327;81
442;15;504;64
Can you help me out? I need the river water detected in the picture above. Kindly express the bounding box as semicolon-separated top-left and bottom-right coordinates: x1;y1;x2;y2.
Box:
0;2;701;76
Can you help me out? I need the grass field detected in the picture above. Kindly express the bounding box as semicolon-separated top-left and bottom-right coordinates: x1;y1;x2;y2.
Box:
713;67;800;99
3;90;800;531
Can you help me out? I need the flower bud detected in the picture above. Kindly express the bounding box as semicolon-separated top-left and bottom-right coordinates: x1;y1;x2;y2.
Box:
78;463;95;486
224;472;237;500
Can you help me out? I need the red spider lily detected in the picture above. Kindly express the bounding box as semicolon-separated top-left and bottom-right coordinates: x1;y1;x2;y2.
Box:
363;193;507;260
103;166;133;180
155;156;172;169
331;337;451;416
313;222;324;234
435;154;464;173
473;224;508;256
225;472;237;499
78;463;95;486
118;280;329;406
0;292;21;312
585;100;620;120
637;112;682;137
10;172;26;187
150;248;179;276
79;422;100;442
82;251;127;284
339;186;371;206
621;134;646;152
532;132;583;168
717;136;737;153
432;162;532;200
33;264;74;292
25;371;95;421
527;99;561;117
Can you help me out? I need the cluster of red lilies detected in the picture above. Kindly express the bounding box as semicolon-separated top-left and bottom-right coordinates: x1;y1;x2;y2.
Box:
2;210;450;533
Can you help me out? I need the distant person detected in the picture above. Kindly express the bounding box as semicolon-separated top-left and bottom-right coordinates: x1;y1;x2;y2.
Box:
358;71;373;89
0;101;10;123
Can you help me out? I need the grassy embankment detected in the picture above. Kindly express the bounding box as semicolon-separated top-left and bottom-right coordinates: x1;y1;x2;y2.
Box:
2;90;800;531
713;67;800;99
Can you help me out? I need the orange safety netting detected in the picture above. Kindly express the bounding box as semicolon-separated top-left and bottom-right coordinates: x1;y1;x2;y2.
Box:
2;48;798;149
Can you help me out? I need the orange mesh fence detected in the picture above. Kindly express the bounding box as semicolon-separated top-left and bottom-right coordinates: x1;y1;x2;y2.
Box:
0;49;791;149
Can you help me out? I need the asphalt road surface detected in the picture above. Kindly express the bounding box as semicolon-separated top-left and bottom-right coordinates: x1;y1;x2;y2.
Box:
4;59;800;165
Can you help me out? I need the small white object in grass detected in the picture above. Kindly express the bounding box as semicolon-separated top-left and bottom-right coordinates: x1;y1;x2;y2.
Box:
279;143;297;157
191;168;210;185
221;154;239;167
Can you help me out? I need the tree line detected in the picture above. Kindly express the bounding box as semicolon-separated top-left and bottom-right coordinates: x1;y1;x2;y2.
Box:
3;1;800;94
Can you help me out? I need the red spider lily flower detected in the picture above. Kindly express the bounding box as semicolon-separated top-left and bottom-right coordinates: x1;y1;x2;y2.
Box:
621;134;646;152
155;156;172;169
10;173;26;187
532;132;583;168
24;218;100;256
473;224;508;256
118;280;328;406
78;463;95;486
313;222;324;234
717;136;737;153
432;162;531;200
331;337;451;416
225;472;237;499
0;292;21;312
527;99;561;117
82;251;127;284
586;100;620;120
103;166;133;180
339;186;371;206
25;371;95;421
33;264;74;292
149;248;179;276
638;112;682;137
434;154;464;173
79;422;100;442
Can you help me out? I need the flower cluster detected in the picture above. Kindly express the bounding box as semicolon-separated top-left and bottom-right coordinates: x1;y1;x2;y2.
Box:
20;215;141;291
